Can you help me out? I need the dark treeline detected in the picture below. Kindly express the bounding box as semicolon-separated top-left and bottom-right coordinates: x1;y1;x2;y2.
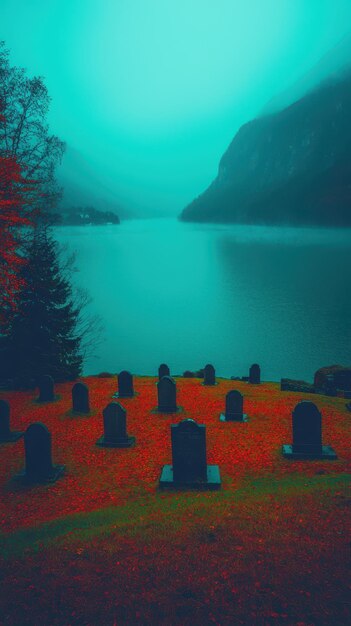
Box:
0;41;97;389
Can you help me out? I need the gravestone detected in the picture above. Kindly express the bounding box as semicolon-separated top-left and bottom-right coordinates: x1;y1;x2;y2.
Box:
220;390;248;422
324;375;337;397
282;401;337;459
249;364;261;384
157;376;178;413
116;371;134;398
96;402;135;447
159;419;221;489
203;364;216;386
72;382;90;414
37;374;55;402
16;422;64;483
158;363;170;380
0;399;24;443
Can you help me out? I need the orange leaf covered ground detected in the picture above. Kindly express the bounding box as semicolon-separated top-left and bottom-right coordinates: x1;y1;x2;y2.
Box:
0;376;350;625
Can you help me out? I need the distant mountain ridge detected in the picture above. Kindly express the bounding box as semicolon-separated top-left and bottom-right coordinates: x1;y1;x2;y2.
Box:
262;32;351;115
56;146;132;219
181;69;351;226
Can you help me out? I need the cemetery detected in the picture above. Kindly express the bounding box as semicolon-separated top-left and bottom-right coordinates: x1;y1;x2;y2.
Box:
0;369;350;625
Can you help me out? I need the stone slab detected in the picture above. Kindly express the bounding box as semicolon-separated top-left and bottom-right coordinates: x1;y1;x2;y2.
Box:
96;435;136;448
282;444;337;460
159;464;221;490
220;413;248;422
15;464;65;484
151;406;183;414
0;431;24;444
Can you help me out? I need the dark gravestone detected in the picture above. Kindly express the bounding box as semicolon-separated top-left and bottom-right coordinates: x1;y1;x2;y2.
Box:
249;364;260;384
324;375;337;397
0;399;24;443
203;364;216;386
16;423;64;483
159;419;221;489
158;363;170;380
157;376;178;413
72;382;90;414
220;390;248;422
37;375;55;402
116;371;134;398
96;402;135;448
282;401;337;459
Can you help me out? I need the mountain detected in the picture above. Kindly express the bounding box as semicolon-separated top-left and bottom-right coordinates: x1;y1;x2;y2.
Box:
56;146;132;219
180;70;351;227
262;32;351;115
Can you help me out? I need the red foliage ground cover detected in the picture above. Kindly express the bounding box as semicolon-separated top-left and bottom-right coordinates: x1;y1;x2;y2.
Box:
0;376;350;625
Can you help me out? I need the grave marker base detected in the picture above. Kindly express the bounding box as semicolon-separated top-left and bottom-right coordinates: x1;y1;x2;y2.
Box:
15;464;65;484
0;431;24;443
96;435;136;448
152;406;182;414
159;464;221;490
34;395;60;404
282;444;337;460
220;413;248;422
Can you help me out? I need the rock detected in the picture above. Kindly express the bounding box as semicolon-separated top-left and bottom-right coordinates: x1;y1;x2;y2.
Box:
280;378;315;393
314;365;351;393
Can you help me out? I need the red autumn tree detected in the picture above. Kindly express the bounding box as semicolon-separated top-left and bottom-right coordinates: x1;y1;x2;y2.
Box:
0;152;35;325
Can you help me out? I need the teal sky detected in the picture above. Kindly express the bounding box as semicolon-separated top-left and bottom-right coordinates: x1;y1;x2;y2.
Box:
2;0;351;214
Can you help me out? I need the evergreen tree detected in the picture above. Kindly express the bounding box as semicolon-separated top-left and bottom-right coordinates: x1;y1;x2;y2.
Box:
2;226;83;387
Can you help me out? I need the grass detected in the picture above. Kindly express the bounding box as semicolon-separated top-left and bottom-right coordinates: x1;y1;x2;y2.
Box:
0;376;350;625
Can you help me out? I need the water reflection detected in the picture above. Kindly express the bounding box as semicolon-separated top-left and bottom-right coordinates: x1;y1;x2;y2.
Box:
55;219;351;381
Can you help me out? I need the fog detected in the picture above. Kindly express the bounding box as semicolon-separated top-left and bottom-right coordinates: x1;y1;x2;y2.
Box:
2;0;351;216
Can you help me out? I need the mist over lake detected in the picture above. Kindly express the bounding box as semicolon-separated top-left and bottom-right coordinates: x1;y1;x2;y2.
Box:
55;219;351;382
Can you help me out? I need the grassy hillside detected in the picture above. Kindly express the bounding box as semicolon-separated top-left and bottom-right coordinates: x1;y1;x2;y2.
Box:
0;376;350;625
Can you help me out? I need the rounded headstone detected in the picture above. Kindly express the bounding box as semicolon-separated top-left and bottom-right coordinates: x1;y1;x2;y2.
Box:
103;402;127;442
203;364;216;386
225;390;243;420
72;382;90;413
157;376;177;412
38;374;55;402
158;363;170;380
24;422;53;479
292;401;322;453
118;371;134;398
249;364;260;384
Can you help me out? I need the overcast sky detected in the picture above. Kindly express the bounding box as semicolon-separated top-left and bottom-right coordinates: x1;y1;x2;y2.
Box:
2;0;351;214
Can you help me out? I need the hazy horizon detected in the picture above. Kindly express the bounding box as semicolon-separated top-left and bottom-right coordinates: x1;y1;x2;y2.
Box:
2;1;351;216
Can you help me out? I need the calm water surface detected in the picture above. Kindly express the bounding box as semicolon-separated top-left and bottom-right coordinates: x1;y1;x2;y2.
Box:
55;219;351;382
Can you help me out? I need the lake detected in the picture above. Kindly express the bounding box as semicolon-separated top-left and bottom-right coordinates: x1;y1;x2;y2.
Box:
55;219;351;382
